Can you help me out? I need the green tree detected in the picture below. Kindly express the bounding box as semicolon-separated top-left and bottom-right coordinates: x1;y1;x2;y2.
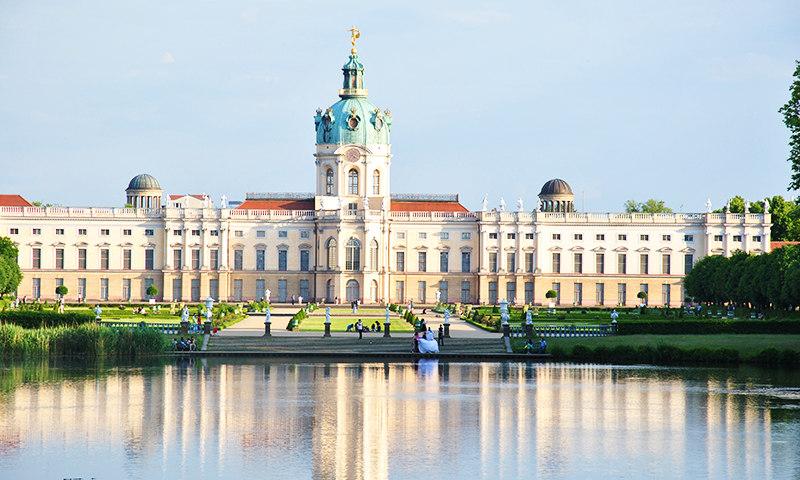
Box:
624;199;673;213
780;60;800;190
146;284;159;298
714;196;765;214
0;237;22;296
768;196;798;241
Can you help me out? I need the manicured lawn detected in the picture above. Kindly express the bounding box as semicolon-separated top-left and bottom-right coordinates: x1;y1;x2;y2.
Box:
299;315;415;333
525;334;800;359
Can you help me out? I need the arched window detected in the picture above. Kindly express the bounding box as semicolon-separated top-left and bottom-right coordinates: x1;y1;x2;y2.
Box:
326;238;337;270
369;239;379;270
348;169;359;195
371;280;379;303
372;170;380;195
346;280;360;302
326;168;334;195
345;238;361;271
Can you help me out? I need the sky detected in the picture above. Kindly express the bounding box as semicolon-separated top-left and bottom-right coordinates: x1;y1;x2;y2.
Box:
1;0;798;212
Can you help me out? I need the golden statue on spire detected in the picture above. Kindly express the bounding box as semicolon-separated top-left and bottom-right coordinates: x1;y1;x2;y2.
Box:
347;26;360;54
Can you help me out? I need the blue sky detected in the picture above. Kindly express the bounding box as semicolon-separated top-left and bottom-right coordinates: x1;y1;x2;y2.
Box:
1;0;798;212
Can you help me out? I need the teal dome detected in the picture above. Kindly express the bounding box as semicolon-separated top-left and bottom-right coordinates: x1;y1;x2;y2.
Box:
126;174;161;191
314;53;392;145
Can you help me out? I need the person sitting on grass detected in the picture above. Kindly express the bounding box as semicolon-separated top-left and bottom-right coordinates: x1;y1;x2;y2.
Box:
538;338;547;354
188;337;196;351
346;324;354;332
524;339;535;354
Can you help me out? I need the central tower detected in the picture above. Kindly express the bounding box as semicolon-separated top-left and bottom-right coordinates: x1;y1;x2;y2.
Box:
313;35;392;211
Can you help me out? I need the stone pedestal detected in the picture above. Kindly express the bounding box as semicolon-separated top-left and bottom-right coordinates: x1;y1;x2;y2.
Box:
204;321;212;335
525;323;533;338
444;323;451;338
383;322;391;338
503;323;510;337
323;323;331;337
180;321;189;335
264;321;272;337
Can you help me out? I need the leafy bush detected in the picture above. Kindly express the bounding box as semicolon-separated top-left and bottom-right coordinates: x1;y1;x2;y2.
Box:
618;319;800;335
755;347;781;364
571;344;592;359
0;311;94;329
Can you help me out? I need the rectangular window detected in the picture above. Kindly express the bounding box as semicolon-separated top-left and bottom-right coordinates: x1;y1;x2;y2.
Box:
100;278;109;301
172;229;181;237
235;230;243;237
234;279;243;302
395;281;405;303
596;234;605;241
209;279;219;301
683;234;694;242
662;235;671;242
396;231;406;240
596;283;604;305
191;230;200;236
300;250;310;271
640;284;648;305
574;283;583;305
32;228;41;235
78;278;87;300
552;234;561;240
78;248;87;270
100;229;110;236
300;230;310;239
506;252;516;272
279;280;287;302
662;284;671;306
574;253;583;274
488;282;498;304
439;232;450;240
524;282;534;304
278;250;288;271
396;251;405;272
461;251;471;273
79;228;88;236
31;279;40;299
439;251;449;272
489;252;498;273
123;249;132;270
753;235;761;242
438;281;448;303
640;235;649;241
123;229;132;236
418;232;427;240
506;282;516;303
618;283;627;306
618;234;627;241
9;228;18;235
552;252;561;273
234;250;243;270
733;235;742;242
256;231;266;238
122;279;131;301
684;254;693;274
525;252;534;273
300;279;310;300
145;249;154;270
191;279;200;302
418;251;427;272
618;253;626;274
192;250;200;270
462;232;472;240
256;249;266;271
662;254;671;275
507;233;516;240
278;231;288;238
144;229;154;236
172;249;182;270
55;248;64;269
461;281;470;304
596;253;604;274
640;254;649;274
32;248;41;269
489;233;498;239
210;250;219;270
714;235;723;242
256;279;265;302
574;234;583;241
55;228;65;235
101;249;110;270
551;283;560;304
525;233;534;240
210;230;219;236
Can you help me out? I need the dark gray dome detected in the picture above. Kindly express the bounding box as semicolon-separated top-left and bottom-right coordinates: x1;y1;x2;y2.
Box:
127;174;161;191
539;178;573;196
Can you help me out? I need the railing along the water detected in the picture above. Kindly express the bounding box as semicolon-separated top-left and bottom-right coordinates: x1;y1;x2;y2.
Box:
510;325;615;338
102;321;200;335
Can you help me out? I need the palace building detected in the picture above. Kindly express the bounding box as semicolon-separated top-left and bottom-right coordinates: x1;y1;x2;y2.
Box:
0;43;773;306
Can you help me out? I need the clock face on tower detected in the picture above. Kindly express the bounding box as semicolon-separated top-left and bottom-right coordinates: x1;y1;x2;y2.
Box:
345;148;360;163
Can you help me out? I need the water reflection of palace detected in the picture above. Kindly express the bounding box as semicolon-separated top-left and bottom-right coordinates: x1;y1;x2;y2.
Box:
0;361;793;479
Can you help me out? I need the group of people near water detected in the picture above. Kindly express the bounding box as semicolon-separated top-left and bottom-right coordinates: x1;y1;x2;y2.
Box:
346;320;382;337
173;336;197;351
411;323;444;353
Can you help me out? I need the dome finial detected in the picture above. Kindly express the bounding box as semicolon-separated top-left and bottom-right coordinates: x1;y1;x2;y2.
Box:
347;26;360;54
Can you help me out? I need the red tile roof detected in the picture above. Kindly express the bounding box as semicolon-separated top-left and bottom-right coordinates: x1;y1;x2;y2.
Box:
0;194;34;207
237;200;315;210
771;241;800;250
390;201;469;212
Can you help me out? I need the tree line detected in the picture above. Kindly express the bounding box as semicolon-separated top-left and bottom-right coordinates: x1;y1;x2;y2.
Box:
683;245;800;310
0;237;22;297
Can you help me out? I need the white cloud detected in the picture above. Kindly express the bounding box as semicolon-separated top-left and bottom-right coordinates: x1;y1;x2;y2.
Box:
161;53;175;63
242;7;258;23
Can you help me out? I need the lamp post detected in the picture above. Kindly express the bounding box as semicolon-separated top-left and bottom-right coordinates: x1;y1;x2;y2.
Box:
204;297;214;334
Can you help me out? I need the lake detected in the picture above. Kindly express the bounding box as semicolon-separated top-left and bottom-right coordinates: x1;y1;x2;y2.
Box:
0;358;798;479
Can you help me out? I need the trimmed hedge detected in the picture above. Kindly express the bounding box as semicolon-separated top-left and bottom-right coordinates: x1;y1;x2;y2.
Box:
618;320;800;335
0;311;95;329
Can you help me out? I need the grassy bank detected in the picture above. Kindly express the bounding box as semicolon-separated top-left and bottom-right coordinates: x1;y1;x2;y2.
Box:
298;315;415;333
512;334;800;365
0;323;171;357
